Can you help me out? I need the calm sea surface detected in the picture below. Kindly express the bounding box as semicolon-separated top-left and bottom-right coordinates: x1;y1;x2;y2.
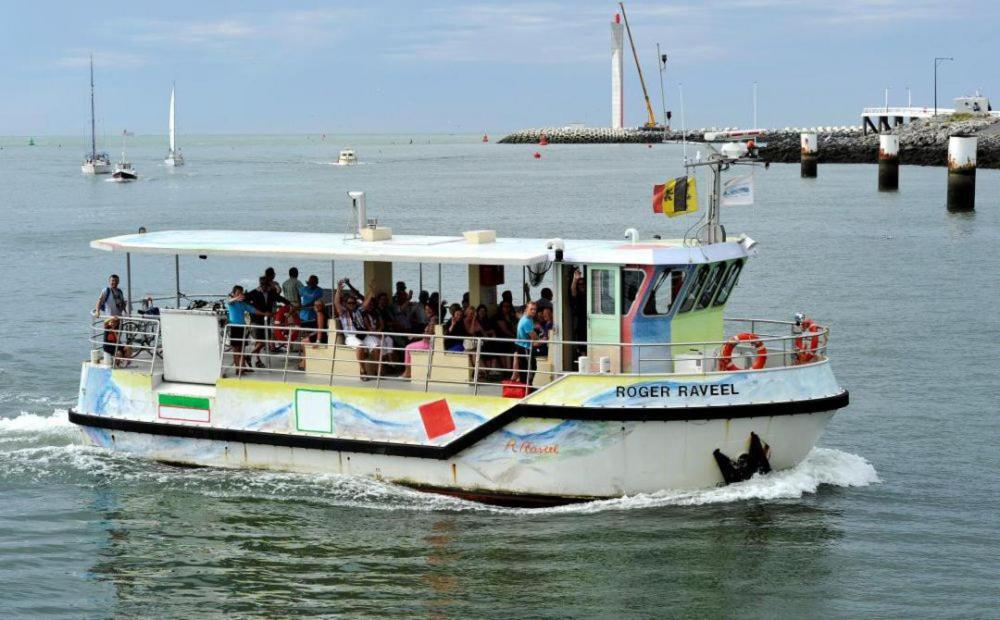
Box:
0;134;996;618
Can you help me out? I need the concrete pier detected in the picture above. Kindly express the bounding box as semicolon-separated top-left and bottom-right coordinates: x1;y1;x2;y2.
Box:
947;135;977;211
800;132;818;177
878;134;900;191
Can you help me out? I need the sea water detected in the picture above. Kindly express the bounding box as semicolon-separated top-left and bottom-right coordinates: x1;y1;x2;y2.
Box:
0;135;996;618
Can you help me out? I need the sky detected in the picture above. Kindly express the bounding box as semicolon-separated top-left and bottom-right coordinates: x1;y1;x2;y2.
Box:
0;0;996;135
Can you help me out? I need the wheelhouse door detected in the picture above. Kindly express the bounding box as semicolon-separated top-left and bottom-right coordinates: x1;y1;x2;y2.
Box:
586;265;621;370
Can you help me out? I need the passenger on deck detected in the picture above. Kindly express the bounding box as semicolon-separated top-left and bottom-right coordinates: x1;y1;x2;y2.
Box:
102;316;131;367
226;285;269;376
281;267;302;312
403;302;438;379
247;276;291;367
461;292;470;310
391;289;420;334
444;303;467;352
297;275;324;342
95;274;127;317
333;279;380;379
569;267;587;358
536;287;554;313
492;299;518;370
414;290;430;325
512;301;538;384
534;306;554;358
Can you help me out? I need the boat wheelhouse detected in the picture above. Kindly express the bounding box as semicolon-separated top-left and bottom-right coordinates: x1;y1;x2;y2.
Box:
336;149;358;165
72;150;849;506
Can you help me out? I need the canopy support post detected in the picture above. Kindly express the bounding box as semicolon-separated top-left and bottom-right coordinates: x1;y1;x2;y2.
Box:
174;255;180;308
437;263;442;302
125;252;132;313
331;260;335;289
418;264;423;294
522;266;527;304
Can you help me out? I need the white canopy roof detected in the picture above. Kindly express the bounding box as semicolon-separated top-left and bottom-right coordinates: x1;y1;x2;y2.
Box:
90;230;746;266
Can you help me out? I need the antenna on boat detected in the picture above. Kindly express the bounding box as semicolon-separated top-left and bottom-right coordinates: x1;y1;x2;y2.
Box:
684;129;769;245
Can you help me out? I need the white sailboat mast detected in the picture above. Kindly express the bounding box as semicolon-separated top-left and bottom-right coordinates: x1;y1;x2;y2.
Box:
168;84;176;154
90;55;97;159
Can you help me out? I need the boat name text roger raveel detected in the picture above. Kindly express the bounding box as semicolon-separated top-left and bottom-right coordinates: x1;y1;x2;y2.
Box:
615;384;740;398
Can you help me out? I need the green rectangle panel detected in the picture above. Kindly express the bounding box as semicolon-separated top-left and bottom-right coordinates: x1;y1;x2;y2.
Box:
158;393;211;410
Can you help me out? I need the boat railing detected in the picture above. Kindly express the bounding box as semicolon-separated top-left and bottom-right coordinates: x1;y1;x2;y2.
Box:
88;315;162;374
214;317;829;393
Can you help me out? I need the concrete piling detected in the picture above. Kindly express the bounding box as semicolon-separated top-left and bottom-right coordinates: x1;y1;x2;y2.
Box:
800;132;818;178
878;134;900;191
947;135;977;211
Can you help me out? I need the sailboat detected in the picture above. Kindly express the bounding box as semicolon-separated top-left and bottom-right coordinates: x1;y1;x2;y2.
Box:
111;130;138;182
81;55;111;175
163;83;184;167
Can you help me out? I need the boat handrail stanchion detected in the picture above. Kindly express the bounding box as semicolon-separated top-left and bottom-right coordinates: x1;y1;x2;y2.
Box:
125;252;132;313
472;338;482;396
282;326;292;382
329;329;338;385
149;323;160;376
424;334;436;393
220;324;228;376
174;255;181;308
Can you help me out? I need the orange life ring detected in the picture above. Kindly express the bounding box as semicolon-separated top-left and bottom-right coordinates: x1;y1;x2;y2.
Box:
795;318;821;364
718;332;768;371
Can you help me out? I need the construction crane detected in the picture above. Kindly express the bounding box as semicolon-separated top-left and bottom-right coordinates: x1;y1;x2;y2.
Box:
618;2;658;128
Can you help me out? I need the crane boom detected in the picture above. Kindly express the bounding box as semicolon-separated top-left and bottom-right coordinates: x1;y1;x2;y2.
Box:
618;2;657;128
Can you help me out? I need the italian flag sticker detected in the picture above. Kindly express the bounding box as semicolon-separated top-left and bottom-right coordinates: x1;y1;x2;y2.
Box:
158;393;211;423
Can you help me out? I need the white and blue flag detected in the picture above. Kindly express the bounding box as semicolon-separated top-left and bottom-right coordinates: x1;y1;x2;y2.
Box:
722;174;754;206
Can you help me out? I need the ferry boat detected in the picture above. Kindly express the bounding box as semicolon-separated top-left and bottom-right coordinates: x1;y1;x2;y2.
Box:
71;142;848;506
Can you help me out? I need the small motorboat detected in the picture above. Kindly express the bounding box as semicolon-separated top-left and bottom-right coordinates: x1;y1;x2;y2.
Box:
336;149;358;165
111;131;138;182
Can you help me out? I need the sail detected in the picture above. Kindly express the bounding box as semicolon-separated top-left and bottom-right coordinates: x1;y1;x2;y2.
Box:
168;87;176;154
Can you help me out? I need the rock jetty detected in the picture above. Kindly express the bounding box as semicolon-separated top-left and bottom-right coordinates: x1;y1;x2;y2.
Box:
499;116;1000;169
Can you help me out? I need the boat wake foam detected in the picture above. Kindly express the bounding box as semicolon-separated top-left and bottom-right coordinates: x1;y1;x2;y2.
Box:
0;411;878;512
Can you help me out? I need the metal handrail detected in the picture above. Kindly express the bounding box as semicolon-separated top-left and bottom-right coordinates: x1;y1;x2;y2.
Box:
88;315;162;375
213;317;830;392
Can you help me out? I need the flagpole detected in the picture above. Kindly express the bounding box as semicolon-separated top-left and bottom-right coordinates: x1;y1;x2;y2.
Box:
679;82;687;162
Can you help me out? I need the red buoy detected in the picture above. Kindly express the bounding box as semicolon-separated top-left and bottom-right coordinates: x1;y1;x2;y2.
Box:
533;152;541;159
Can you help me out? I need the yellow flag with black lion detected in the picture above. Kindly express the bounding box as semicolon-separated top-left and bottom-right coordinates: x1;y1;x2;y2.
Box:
652;175;698;217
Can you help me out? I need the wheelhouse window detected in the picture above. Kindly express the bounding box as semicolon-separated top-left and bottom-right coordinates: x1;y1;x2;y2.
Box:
696;263;727;310
591;268;616;315
643;268;686;316
678;265;709;313
712;260;744;306
621;269;645;315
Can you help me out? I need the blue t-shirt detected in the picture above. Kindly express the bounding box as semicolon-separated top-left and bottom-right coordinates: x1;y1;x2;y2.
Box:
226;300;256;325
299;285;324;322
516;315;535;350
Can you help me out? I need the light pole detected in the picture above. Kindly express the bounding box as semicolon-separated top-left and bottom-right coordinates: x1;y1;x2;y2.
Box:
934;57;954;116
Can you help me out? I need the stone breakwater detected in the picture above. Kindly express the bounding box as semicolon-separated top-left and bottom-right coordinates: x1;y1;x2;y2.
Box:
499;116;1000;169
759;116;1000;169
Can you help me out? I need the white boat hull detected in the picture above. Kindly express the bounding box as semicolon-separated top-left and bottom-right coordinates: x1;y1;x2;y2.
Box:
75;411;835;503
82;162;112;175
164;154;184;167
71;361;848;505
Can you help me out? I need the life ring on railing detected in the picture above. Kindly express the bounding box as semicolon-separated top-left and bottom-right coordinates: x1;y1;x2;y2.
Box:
718;333;768;371
795;318;821;364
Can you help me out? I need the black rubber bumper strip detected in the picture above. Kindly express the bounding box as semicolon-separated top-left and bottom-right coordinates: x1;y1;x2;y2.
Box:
69;390;848;460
